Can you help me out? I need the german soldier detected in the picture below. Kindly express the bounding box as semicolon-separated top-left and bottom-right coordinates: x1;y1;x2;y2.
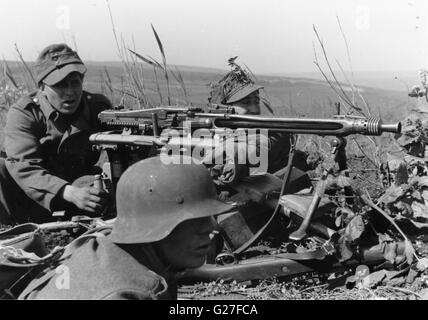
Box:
0;44;112;225
19;156;235;300
206;57;308;185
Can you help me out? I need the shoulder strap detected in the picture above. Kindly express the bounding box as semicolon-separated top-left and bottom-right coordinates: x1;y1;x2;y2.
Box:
233;143;297;256
59;226;112;261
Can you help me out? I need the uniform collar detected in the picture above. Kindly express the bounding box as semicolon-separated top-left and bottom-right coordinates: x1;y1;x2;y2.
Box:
37;91;60;121
36;90;91;131
117;242;177;298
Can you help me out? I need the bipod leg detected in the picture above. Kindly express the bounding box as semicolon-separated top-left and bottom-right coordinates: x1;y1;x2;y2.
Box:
289;136;352;241
289;170;328;241
332;137;353;206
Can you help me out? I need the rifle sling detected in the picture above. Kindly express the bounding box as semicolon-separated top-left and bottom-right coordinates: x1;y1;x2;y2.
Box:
270;248;327;261
233;141;297;256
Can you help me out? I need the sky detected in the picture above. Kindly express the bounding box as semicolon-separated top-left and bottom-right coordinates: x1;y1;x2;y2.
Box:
0;0;427;74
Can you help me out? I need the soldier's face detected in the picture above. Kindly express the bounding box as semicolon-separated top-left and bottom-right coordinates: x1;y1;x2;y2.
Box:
155;216;214;270
233;91;261;115
43;72;83;115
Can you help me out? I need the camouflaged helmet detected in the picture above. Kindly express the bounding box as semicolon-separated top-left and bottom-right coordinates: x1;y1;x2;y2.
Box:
109;156;235;244
209;57;264;105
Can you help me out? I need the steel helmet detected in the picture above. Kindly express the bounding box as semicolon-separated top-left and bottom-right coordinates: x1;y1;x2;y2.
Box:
108;156;236;244
208;57;263;105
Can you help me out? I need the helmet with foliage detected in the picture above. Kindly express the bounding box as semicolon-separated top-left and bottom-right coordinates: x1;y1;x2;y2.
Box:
108;156;235;244
209;57;264;105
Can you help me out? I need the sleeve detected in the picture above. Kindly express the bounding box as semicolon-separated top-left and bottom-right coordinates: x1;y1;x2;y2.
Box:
4;106;69;212
90;93;113;129
266;132;308;173
236;131;293;174
88;93;113;171
265;132;292;173
202;131;289;175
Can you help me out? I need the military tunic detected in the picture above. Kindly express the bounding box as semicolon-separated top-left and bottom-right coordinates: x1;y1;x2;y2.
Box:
19;233;176;300
0;90;111;224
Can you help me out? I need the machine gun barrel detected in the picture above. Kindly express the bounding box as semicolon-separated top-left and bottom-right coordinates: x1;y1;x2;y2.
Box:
209;114;401;136
97;107;401;137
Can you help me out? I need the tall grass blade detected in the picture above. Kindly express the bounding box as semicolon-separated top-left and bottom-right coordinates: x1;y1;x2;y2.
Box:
128;49;160;69
3;61;18;89
151;24;165;62
147;55;164;70
169;66;190;105
103;66;115;102
14;43;37;88
151;24;171;105
153;66;163;105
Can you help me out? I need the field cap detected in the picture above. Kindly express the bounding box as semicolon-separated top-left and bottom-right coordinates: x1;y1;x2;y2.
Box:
35;44;87;86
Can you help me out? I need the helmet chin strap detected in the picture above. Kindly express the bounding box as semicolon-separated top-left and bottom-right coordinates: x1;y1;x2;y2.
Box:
150;242;185;273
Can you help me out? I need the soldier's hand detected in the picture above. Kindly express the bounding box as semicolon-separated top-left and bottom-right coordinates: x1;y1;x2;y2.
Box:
219;162;237;184
218;162;249;185
62;185;108;214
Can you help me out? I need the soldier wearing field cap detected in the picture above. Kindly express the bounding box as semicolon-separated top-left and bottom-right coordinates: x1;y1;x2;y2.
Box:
19;156;235;300
0;44;112;225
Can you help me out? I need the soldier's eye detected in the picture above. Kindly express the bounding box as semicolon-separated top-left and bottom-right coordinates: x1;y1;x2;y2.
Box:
70;79;82;87
54;81;67;89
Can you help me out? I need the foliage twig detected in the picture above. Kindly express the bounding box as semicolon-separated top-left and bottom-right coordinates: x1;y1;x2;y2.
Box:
336;14;356;106
313;25;354;108
351;138;379;168
335;59;366;116
361;193;422;265
313;43;350;114
379;286;422;299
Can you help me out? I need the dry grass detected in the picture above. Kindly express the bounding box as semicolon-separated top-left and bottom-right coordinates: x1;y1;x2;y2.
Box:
105;0;190;108
179;275;427;300
311;18;398;171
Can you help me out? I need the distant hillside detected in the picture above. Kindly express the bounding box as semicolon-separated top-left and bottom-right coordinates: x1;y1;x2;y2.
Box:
3;60;413;122
279;70;422;93
86;61;226;74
